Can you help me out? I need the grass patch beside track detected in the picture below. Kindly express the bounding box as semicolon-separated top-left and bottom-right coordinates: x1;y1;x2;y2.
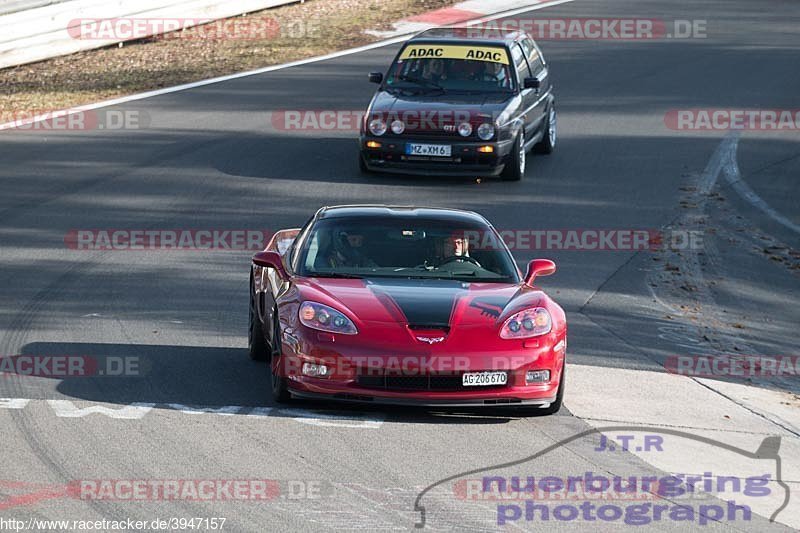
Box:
0;0;457;113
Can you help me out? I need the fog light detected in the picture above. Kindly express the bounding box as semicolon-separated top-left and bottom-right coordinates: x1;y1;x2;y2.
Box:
302;363;330;378
477;145;494;153
526;369;550;383
366;140;381;149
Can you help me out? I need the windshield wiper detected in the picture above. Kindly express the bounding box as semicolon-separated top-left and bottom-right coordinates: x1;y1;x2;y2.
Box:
396;75;445;92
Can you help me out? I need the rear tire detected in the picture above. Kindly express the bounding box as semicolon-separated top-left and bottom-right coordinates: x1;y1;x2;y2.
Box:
534;103;556;154
248;282;269;361
270;313;291;404
501;130;525;181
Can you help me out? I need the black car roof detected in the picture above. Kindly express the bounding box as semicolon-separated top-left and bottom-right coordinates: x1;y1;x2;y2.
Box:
317;205;491;225
408;27;525;46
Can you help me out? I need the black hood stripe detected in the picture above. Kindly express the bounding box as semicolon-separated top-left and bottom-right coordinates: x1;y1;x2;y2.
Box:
368;279;465;328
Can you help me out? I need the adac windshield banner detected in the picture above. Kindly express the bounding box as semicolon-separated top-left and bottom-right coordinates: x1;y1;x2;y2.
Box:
399;45;510;64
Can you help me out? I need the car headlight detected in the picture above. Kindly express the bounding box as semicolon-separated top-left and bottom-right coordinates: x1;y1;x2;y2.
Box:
457;122;473;137
299;301;357;335
477;123;495;140
500;307;552;339
390;119;405;134
369;118;387;136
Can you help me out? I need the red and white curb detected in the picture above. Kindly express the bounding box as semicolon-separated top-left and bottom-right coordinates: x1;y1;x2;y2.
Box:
366;0;548;38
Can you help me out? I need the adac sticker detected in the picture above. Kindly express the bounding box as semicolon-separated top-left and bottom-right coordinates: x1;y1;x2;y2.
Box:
399;45;509;64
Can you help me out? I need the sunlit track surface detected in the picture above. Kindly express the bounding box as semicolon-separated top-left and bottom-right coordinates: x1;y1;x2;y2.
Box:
0;0;798;530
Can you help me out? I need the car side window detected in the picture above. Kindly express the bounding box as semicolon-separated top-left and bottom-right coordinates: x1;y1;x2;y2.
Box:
521;38;544;76
511;43;531;83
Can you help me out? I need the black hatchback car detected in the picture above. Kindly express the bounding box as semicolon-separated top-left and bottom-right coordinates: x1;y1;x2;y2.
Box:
359;28;556;181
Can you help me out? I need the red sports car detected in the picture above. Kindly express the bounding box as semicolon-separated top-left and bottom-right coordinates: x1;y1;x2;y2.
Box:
249;206;566;414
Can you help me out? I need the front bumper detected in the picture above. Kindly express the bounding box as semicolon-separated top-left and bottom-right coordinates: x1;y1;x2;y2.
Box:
286;376;559;406
277;334;564;407
290;389;557;407
360;135;515;177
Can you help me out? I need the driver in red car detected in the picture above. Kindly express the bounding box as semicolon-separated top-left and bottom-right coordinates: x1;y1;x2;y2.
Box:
444;235;468;258
432;234;480;268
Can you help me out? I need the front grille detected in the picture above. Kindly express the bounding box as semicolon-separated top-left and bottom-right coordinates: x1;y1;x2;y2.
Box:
390;130;463;139
356;373;506;392
364;151;497;167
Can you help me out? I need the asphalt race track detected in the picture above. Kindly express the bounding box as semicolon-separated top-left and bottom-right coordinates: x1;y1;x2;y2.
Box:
1;0;798;531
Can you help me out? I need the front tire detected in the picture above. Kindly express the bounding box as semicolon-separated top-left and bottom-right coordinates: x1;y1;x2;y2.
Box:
539;364;565;415
248;283;269;361
501;130;525;181
358;153;372;175
270;313;291;403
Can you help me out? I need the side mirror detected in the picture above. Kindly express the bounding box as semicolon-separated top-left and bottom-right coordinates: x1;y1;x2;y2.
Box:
523;77;540;89
524;259;556;286
270;228;301;255
368;72;383;84
252;250;288;279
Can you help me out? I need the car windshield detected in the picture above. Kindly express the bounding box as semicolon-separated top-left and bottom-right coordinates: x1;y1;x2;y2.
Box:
385;44;514;93
295;216;519;282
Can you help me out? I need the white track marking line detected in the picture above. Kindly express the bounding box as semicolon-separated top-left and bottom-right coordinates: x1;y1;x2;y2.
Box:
0;0;575;131
721;141;800;235
644;131;800;437
0;398;385;427
47;399;156;419
699;131;739;194
647;281;685;315
281;408;384;428
0;398;31;409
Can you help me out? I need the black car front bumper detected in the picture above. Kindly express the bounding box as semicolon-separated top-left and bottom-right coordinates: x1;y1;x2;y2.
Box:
360;135;515;177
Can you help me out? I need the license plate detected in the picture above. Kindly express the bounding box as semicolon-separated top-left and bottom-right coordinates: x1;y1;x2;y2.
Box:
406;143;451;157
462;371;508;387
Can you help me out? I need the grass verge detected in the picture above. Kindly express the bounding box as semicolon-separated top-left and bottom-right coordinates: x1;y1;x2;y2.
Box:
1;0;458;114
